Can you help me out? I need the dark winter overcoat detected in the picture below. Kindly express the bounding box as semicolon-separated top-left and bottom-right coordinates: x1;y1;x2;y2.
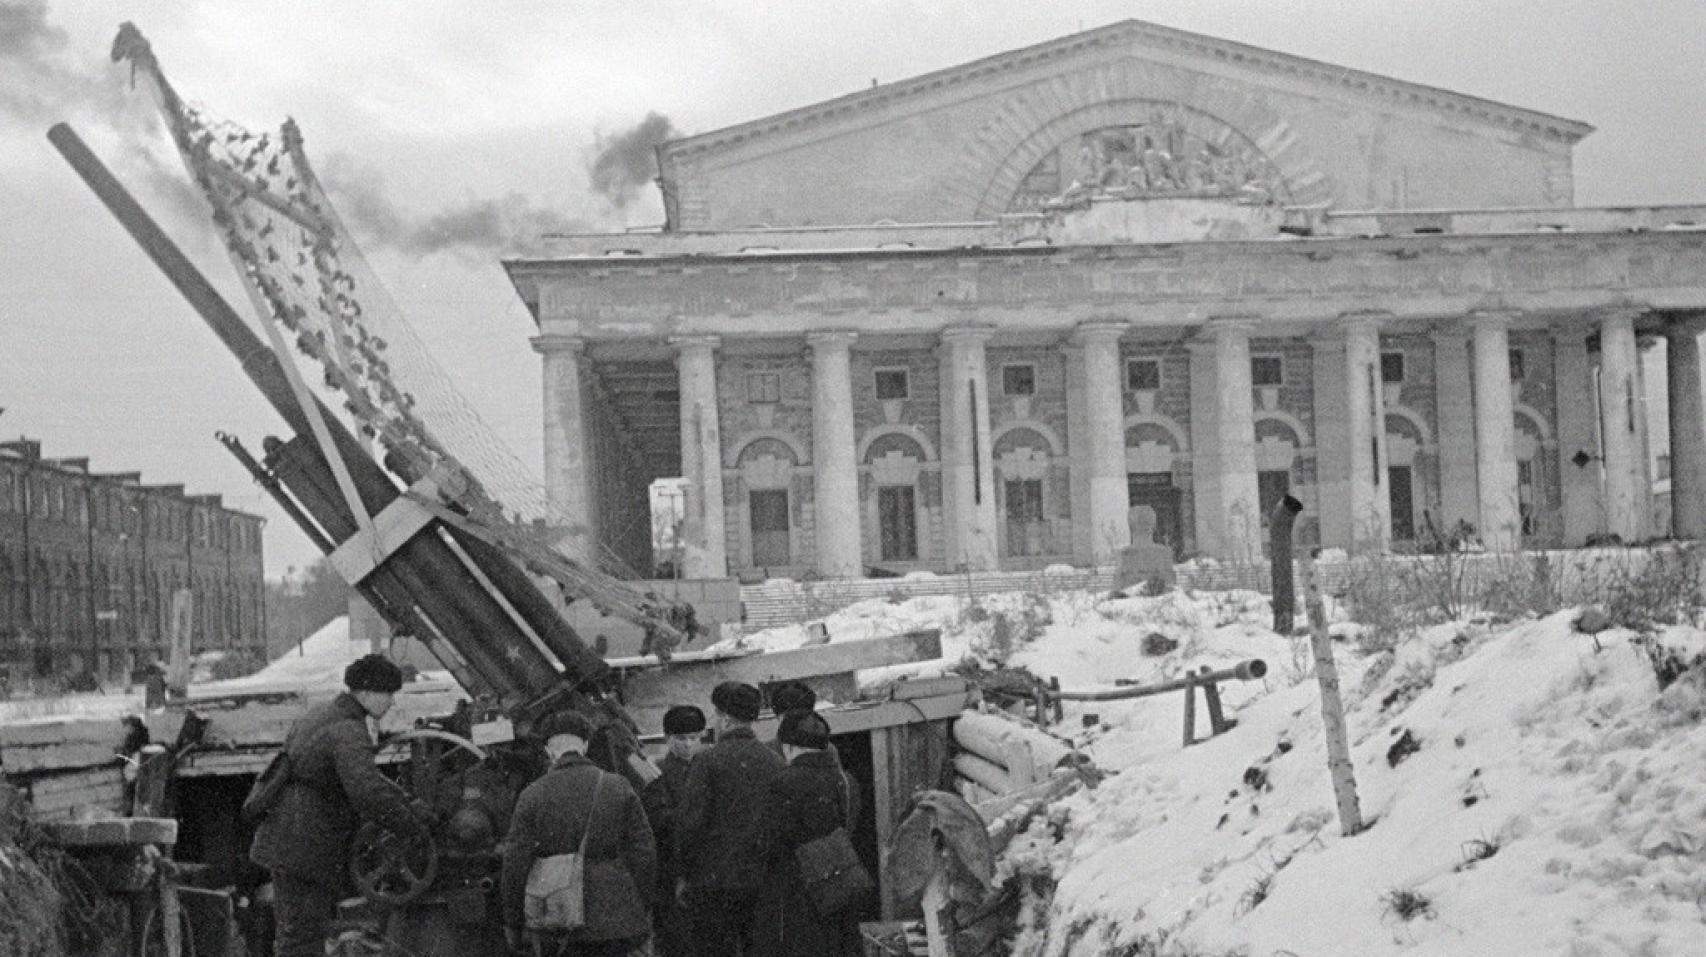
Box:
500;752;658;941
749;750;864;957
249;693;415;885
675;726;786;894
641;751;693;897
641;751;694;955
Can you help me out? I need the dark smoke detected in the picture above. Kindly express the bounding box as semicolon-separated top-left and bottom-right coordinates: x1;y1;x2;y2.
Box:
0;1;207;227
321;154;595;258
588;111;678;208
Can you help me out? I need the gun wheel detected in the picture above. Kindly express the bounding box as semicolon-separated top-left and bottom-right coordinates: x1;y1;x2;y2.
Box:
349;820;438;907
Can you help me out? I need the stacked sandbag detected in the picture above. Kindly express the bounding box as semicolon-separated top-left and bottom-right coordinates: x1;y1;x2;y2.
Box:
950;711;1072;804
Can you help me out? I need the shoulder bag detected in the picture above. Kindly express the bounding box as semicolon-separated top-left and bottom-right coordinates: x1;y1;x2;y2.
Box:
793;769;874;916
525;772;606;932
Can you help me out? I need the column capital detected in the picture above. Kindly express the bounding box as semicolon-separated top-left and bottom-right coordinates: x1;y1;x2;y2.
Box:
529;334;585;356
804;329;857;351
1666;310;1706;337
1467;307;1521;329
669;334;721;354
1069;319;1128;346
1337;309;1392;333
1594;304;1645;329
939;325;995;345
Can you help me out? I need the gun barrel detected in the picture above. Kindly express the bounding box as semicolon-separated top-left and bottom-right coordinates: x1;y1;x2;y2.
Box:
1060;659;1268;701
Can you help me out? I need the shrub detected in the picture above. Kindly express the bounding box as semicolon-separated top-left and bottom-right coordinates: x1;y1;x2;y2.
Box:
1380;887;1435;923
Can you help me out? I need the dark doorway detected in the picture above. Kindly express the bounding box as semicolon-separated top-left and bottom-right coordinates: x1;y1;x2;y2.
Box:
1389;465;1416;540
828;729;882;923
749;489;791;567
877;486;918;561
1127;472;1183;559
1003;479;1046;557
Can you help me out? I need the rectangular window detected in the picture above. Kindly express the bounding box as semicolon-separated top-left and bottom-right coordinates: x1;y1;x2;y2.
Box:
746;372;780;404
1509;349;1526;382
1389;465;1415;540
749;490;791;568
1001;364;1036;397
1126;358;1161;392
1381;352;1405;384
877;486;918;561
874;369;909;400
1256;469;1291;528
1517;459;1536;536
1004;479;1047;557
1251;356;1284;387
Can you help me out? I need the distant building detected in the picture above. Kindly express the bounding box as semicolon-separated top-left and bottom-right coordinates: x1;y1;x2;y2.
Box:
508;19;1704;579
0;438;266;688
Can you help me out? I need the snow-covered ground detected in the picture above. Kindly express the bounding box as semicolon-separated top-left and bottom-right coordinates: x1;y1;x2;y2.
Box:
736;584;1706;956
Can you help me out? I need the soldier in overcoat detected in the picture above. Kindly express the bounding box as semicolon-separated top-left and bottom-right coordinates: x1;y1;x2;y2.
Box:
249;654;423;957
501;709;658;957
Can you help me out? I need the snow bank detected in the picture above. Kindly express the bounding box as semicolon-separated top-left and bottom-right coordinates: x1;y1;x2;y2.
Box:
197;616;361;693
735;582;1706;955
1016;610;1706;957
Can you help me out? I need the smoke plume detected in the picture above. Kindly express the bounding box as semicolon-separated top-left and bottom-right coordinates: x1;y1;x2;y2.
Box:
0;1;207;226
588;111;678;208
320;154;595;258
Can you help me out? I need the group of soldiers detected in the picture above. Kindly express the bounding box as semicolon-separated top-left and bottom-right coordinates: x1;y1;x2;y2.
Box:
249;655;863;957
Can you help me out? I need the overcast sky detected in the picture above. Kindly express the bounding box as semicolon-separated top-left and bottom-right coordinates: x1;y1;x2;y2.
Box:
4;0;1705;581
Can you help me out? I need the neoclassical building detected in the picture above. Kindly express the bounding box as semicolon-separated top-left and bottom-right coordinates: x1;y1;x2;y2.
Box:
506;20;1706;581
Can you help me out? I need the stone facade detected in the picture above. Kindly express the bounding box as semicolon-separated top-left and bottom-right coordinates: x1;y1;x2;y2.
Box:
507;21;1706;581
0;440;266;686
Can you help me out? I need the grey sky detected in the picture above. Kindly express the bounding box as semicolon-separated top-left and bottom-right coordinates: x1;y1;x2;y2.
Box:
3;0;1704;579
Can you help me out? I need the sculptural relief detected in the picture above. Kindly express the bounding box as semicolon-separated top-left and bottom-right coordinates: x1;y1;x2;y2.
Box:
1009;106;1287;212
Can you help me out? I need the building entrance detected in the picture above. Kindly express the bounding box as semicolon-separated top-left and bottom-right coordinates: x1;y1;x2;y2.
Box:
1127;472;1183;559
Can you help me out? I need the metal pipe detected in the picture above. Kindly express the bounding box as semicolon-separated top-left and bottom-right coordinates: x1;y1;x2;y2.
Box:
1056;659;1268;702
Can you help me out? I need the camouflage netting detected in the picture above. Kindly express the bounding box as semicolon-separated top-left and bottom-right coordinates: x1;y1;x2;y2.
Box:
110;25;691;654
0;783;67;957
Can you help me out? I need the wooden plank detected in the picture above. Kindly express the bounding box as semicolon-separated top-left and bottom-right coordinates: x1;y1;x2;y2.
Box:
621;631;943;710
747;689;966;741
890;676;970;701
871;726;896;921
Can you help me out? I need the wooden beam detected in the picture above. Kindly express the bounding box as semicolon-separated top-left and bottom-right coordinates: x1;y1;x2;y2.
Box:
872;726;897;921
617;630;942;710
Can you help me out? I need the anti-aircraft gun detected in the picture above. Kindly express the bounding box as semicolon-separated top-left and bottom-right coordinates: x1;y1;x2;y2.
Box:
48;23;700;951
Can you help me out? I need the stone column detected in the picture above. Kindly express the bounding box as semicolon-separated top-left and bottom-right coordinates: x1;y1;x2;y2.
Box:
673;335;726;578
1191;318;1260;562
1073;321;1130;561
1343;314;1392;550
1667;314;1706;538
1430;325;1479;535
1598;309;1644;542
807;331;861;576
1471;311;1520;550
532;335;592;558
1552;326;1601;544
939;327;998;570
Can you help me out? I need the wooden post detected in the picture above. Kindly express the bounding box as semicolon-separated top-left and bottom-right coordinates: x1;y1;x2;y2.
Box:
871;727;896;920
1200;666;1230;735
1048;676;1063;724
921;838;951;957
1181;670;1197;746
1299;555;1363;836
158;869;183;957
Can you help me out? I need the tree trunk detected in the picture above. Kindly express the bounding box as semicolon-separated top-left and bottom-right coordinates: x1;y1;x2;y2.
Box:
1299;556;1363;836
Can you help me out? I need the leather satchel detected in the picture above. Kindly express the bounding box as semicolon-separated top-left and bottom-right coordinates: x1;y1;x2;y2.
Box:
524;773;606;932
793;774;873;915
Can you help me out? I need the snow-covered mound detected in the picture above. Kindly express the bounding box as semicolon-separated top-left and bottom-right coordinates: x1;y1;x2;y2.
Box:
737;584;1706;955
1013;612;1706;957
198;615;361;692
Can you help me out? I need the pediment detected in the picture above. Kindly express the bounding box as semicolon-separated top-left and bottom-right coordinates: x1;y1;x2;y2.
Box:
660;20;1592;230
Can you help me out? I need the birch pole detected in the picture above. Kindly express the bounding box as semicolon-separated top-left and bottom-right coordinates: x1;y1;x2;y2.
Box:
1299;554;1363;836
